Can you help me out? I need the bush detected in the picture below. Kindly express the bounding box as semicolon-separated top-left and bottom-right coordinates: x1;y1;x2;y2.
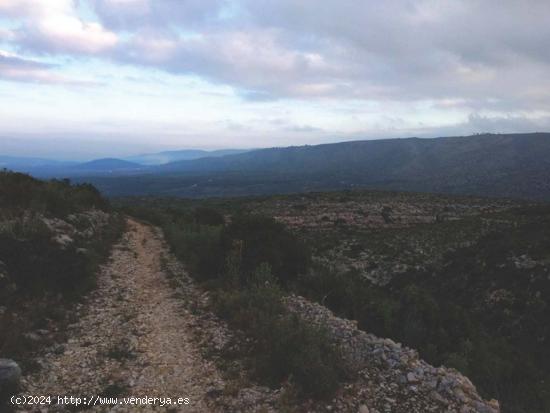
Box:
0;173;123;363
0;235;91;297
163;221;223;281
0;171;109;215
214;268;343;398
221;214;310;286
193;207;225;226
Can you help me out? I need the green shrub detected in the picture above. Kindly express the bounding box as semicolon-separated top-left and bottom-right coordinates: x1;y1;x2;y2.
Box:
0;234;90;298
221;214;310;286
193;207;225;226
214;267;343;398
0;173;123;363
163;222;223;281
0;171;108;215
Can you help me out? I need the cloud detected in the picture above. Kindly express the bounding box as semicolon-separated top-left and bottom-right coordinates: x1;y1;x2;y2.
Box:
2;0;550;108
0;0;117;54
90;0;226;30
114;29;343;100
89;0;550;108
462;113;550;135
362;114;550;139
1;0;550;149
0;50;49;80
0;50;95;84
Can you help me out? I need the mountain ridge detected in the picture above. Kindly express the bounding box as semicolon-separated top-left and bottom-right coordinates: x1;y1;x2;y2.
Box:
4;133;550;200
83;133;550;200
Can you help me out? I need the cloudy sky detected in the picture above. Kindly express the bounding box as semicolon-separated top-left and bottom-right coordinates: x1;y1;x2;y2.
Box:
1;0;549;159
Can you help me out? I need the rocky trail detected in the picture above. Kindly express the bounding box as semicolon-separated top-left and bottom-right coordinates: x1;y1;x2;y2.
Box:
21;218;226;412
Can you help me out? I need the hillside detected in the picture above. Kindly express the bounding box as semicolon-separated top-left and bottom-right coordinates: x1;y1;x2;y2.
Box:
119;190;550;413
72;133;550;200
0;156;76;170
10;216;498;413
2;157;146;178
1;175;500;412
0;171;124;404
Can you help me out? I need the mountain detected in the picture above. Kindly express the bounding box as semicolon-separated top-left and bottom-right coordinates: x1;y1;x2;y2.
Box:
155;132;550;176
126;148;250;165
0;155;76;170
0;155;144;177
72;158;143;173
73;133;550;200
5;157;146;178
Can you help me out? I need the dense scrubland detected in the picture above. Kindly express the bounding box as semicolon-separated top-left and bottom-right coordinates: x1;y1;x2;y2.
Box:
0;171;124;367
123;204;345;399
2;170;548;412
119;191;550;413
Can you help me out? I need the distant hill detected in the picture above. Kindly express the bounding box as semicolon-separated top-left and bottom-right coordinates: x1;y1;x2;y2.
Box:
74;133;550;200
73;158;143;172
1;157;146;178
126;149;250;165
0;155;76;170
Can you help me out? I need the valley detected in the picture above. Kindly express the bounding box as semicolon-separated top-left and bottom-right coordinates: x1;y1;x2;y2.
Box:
1;170;550;412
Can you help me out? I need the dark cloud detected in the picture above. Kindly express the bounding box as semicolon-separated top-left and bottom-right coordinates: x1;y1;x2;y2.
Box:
90;0;228;31
91;0;550;109
3;1;550;112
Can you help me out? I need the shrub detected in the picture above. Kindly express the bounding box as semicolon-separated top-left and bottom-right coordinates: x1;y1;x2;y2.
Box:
0;173;123;364
0;235;93;298
0;171;109;215
193;207;225;226
221;214;310;286
163;222;223;281
214;267;343;398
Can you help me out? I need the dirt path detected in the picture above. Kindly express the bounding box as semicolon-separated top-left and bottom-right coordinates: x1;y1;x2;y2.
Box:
21;218;225;412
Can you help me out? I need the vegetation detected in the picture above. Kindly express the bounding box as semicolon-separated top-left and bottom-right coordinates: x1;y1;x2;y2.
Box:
124;204;344;399
214;266;343;398
0;171;124;361
220;214;310;286
1;170;108;215
119;190;550;413
296;207;550;413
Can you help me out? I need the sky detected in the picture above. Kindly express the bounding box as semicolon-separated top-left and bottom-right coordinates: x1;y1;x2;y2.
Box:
1;0;550;160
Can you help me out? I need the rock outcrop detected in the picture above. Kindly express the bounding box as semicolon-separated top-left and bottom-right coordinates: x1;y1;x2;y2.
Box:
285;295;500;413
42;209;111;248
0;359;21;403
